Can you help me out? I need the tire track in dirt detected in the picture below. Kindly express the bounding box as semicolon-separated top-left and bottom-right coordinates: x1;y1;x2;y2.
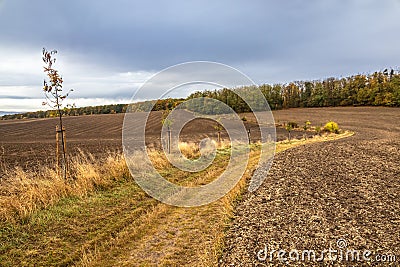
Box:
221;107;400;266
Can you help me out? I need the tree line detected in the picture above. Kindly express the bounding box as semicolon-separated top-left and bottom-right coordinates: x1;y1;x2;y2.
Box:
188;69;400;113
1;104;128;120
2;69;399;120
1;99;184;120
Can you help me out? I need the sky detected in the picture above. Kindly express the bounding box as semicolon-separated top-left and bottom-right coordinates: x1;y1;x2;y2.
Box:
1;0;400;112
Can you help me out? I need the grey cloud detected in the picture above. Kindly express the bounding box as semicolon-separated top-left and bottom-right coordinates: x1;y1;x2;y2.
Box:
1;0;400;111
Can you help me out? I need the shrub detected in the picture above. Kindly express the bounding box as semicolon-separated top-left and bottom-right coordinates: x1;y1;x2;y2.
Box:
323;121;340;134
303;120;311;131
287;121;298;128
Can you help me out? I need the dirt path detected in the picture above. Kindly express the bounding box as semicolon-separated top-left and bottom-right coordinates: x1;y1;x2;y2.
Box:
221;107;400;266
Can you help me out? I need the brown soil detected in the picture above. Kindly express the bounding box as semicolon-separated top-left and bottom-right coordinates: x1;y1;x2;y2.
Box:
0;114;124;171
220;106;400;266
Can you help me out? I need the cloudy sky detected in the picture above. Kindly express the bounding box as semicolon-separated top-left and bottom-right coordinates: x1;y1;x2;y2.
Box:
1;0;399;112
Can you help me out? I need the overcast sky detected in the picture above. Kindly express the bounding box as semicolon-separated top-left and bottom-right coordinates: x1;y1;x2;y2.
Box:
1;0;400;112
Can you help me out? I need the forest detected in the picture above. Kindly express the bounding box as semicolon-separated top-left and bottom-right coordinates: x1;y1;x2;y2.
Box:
188;69;400;113
2;69;399;119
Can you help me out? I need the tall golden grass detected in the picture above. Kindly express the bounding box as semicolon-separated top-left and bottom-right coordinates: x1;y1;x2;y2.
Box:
0;150;130;222
0;140;231;223
178;140;231;159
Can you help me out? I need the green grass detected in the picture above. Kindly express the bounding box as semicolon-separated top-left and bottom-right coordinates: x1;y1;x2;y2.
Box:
0;180;154;266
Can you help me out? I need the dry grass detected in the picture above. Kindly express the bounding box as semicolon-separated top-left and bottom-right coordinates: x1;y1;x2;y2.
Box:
0;149;130;222
178;140;232;158
276;130;354;153
178;141;202;159
0;140;231;223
